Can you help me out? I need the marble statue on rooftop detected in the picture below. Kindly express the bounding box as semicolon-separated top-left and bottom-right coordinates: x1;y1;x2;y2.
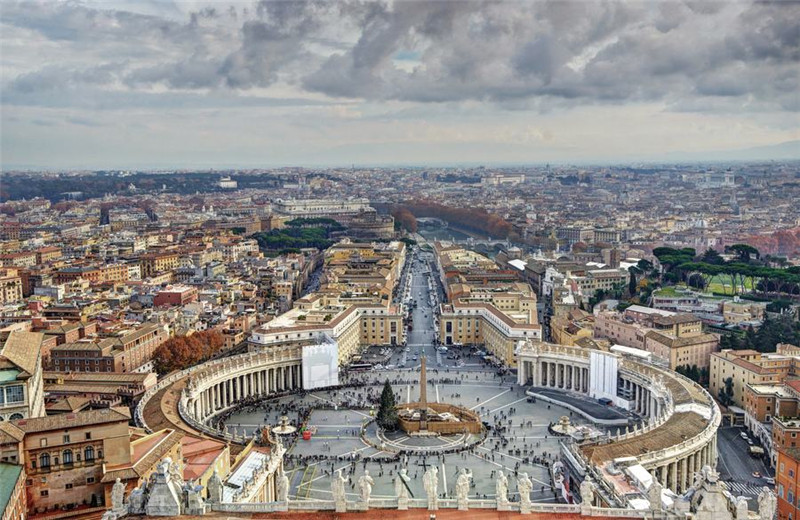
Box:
332;468;347;512
277;468;290;502
518;472;533;514
111;478;125;513
207;470;222;504
358;470;374;506
648;478;663;512
758;486;777;520
456;468;472;510
580;477;595;506
496;470;509;506
423;466;439;510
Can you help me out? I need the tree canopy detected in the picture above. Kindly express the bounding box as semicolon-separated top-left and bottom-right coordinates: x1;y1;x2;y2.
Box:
153;330;225;374
376;380;399;431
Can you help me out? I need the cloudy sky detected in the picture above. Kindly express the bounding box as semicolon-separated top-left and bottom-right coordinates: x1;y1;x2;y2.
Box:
1;0;798;169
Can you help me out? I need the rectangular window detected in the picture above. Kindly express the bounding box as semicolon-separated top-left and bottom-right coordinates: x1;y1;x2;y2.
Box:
40;490;48;497
65;483;73;490
5;385;24;404
63;435;70;444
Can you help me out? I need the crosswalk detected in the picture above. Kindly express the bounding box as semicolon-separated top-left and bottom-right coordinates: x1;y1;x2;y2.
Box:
723;480;769;496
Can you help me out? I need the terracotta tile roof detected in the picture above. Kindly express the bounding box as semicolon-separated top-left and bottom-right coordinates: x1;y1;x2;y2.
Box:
13;406;130;433
45;396;92;413
582;412;706;463
0;331;43;376
0;422;24;443
102;428;184;483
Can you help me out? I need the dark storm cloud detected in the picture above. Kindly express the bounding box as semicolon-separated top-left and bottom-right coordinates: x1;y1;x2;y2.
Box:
2;0;798;112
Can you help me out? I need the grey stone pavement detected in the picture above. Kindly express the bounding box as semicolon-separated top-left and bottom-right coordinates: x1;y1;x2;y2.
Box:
222;251;611;504
533;388;632;422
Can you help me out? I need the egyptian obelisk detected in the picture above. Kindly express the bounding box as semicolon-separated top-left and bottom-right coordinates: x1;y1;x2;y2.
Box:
419;355;428;429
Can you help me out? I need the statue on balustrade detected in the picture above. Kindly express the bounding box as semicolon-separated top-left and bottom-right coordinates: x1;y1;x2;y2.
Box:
277;468;290;502
496;470;509;505
580;477;595;506
332;469;348;512
456;468;472;509
648;478;663;511
395;468;412;500
358;470;374;505
423;466;439;510
207;470;223;504
111;478;126;514
735;495;749;520
518;472;533;513
758;487;777;520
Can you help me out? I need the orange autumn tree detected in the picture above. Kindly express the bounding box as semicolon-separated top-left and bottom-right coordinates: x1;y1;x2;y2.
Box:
153;330;224;375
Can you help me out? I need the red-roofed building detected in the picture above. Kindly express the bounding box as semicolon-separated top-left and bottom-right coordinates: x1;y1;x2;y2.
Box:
180;435;229;489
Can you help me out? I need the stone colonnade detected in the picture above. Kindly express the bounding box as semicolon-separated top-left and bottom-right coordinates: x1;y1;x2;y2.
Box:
650;436;718;495
517;356;663;419
516;342;720;495
190;363;301;422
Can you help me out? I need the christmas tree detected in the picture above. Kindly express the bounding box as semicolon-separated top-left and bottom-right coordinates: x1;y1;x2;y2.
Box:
376;380;399;431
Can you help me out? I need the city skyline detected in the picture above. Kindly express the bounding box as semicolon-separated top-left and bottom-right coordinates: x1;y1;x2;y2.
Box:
2;0;799;169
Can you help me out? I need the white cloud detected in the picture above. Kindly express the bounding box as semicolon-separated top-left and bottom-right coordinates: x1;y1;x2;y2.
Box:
1;0;798;168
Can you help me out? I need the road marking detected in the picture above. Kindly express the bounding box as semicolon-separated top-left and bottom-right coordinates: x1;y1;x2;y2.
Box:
308;394;371;418
489;396;529;414
470;388;511;410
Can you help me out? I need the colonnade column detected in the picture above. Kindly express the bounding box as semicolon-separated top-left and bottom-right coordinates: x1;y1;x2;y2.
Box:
680;456;688;493
670;461;678;492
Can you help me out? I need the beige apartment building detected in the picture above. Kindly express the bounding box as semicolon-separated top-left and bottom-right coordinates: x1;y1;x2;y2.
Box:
0;332;45;421
434;242;541;367
710;347;797;408
0;408;187;516
15;408;133;513
595;305;717;370
139;252;180;278
644;329;719;370
0;269;23;305
250;292;404;365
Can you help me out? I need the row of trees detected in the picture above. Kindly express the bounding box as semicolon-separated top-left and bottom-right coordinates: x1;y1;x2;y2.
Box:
153;330;225;374
392;201;513;239
653;246;800;297
391;208;418;233
675;364;709;385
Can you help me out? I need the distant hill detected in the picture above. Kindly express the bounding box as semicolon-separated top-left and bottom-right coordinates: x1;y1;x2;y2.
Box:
666;140;800;162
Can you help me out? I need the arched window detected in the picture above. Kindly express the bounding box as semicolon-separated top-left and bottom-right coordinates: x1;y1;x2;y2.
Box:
39;453;50;468
84;446;95;461
9;413;23;420
63;450;73;465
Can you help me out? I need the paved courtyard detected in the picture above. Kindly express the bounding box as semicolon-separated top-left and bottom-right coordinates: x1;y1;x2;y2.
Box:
222;254;616;505
224;363;619;505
